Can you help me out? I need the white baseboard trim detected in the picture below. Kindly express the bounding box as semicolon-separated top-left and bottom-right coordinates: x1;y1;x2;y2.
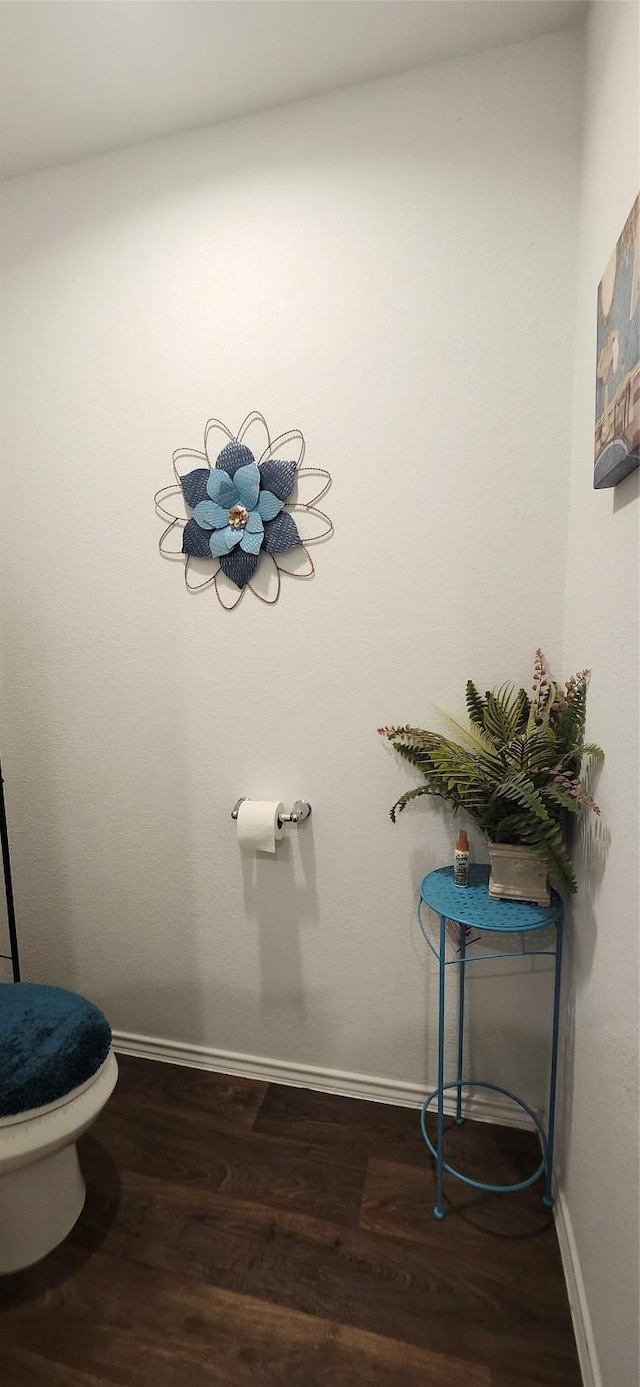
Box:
112;1029;535;1129
554;1189;601;1387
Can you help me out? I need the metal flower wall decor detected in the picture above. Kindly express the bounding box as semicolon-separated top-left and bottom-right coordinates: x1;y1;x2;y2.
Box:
155;412;332;609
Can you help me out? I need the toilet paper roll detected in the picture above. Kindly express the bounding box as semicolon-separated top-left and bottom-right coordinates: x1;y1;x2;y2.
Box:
236;800;285;854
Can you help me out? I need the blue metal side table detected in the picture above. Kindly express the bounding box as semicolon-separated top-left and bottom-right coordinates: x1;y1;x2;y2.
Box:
419;863;563;1220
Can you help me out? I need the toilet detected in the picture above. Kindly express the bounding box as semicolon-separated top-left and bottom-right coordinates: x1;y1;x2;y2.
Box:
0;983;118;1274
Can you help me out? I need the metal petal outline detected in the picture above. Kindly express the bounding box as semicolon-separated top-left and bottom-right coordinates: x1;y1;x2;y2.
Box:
295;468;332;506
285;504;333;544
259;429;305;470
214;568;246;610
185;555;220;592
204;418;234;466
274;545;315;579
172;447;208;485
159;520;186;558
155;484;188;524
247;552;281;605
238;411;271;458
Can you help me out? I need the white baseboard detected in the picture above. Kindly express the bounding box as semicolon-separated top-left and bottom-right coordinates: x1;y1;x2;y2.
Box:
112;1029;535;1129
554;1189;601;1387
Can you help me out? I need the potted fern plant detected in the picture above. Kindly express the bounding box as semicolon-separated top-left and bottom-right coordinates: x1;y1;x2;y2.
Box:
379;651;602;904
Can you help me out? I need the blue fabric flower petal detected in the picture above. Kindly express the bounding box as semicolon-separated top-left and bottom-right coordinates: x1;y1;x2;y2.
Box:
244;510;264;535
232;462;260;511
209;530;229;558
240;526;264;556
258;460;297;502
208;502;231;528
220;550;260;589
215;441;255;478
257;489;284;522
193;500;229;531
180;469;210;509
210;527;240;558
182;518;213;558
206;470;238;509
262;512;301;554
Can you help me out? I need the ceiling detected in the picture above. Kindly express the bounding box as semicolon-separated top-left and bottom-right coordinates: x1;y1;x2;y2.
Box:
0;0;588;181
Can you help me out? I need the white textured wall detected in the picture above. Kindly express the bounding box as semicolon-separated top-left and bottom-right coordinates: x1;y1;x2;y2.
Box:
561;5;639;1385
0;33;582;1109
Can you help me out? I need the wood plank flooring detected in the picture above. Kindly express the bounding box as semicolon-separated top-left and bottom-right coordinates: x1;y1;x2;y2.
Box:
0;1055;581;1387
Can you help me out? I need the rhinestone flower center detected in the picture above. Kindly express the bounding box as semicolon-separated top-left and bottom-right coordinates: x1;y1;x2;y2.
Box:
228;504;249;530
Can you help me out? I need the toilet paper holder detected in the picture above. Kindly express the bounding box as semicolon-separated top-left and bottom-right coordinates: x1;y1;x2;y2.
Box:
231;798;312;826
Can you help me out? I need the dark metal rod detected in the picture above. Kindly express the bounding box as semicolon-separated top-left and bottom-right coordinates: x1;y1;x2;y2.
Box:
0;760;20;981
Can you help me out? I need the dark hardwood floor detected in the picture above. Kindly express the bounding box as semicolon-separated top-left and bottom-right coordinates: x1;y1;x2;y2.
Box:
0;1055;581;1387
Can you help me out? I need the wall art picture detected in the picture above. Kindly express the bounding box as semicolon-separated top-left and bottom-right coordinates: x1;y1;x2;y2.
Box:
155;412;332;609
594;193;640;489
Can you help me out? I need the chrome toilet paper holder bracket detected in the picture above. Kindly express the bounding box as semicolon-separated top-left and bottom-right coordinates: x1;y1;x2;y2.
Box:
231;798;312;826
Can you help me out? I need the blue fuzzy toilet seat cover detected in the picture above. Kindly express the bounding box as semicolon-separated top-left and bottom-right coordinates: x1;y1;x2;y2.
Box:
0;983;112;1119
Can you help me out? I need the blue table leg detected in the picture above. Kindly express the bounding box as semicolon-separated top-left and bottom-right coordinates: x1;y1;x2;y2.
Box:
543;910;563;1209
456;923;466;1125
434;912;447;1220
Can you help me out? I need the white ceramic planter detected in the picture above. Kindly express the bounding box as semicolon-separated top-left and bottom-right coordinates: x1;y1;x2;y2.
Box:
488;843;550;906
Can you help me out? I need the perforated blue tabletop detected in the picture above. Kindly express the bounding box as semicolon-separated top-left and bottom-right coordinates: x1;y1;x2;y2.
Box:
420;864;562;933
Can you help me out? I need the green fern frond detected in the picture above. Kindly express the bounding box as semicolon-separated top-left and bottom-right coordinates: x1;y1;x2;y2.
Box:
436;708;506;768
496;771;552;824
542;784;582;815
518;819;577;893
465;681;486;729
491;812;533;841
389;786;438;822
480;683;533;745
513;686;531;733
483;689;518;745
508;726;556;773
